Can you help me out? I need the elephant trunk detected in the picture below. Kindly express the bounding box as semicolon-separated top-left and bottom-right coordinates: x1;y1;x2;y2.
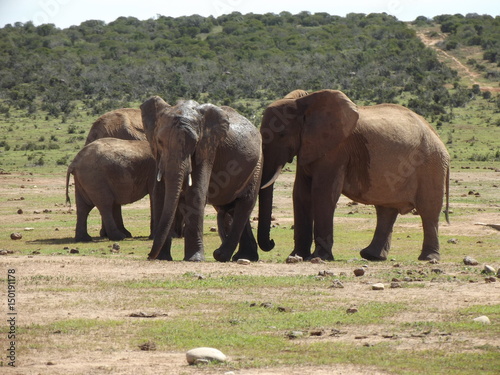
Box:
148;167;186;260
257;183;275;252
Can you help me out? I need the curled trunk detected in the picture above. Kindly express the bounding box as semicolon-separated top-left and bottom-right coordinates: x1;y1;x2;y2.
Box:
257;184;275;251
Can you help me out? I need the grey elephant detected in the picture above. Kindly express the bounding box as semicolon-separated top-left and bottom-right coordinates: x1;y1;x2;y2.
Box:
140;96;262;262
65;138;156;242
258;89;450;261
84;105;184;238
85;108;146;145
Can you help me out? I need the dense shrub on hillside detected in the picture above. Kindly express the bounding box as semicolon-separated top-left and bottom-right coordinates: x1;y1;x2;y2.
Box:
0;11;485;121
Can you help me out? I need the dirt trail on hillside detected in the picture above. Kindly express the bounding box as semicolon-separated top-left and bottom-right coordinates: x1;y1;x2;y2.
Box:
416;31;500;92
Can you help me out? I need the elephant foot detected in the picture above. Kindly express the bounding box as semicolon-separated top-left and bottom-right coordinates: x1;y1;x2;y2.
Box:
418;250;440;261
213;248;232;262
311;249;334;261
155;251;173;261
290;249;312;260
107;231;127;241
75;233;93;242
360;247;388;261
232;249;259;262
184;251;205;262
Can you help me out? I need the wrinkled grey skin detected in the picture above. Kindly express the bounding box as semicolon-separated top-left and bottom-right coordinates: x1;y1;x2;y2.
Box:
258;89;450;262
66;138;156;242
141;96;262;262
85;108;146;145
85;106;184;238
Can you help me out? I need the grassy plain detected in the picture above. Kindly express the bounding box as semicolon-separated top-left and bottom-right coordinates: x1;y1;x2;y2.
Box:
0;31;499;374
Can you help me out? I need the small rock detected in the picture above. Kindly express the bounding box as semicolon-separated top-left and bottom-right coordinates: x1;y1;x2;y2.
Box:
428;259;439;264
186;347;227;365
318;270;335;277
139;341;156;351
353;268;365;277
473;316;491;324
330;279;344;289
310;257;324;264
482;265;496;274
287;331;304;339
390;282;402;289
371;283;385;290
346;307;358;314
485;276;497;283
0;250;10;255
10;233;22;240
431;268;444;274
447;238;458;244
236;258;251;265
24;227;34;231
17;209;23;214
463;256;479;266
112;243;120;251
260;302;273;309
286;255;303;264
69;248;79;254
277;306;292;313
209;227;217;232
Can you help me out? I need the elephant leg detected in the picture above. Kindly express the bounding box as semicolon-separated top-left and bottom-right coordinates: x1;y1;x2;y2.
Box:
417;202;442;261
360;206;399;261
113;204;132;238
291;168;313;259
182;189;206;262
156;236;173;261
213;198;255;262
310;179;342;261
232;220;258;262
98;202;127;241
74;189;93;242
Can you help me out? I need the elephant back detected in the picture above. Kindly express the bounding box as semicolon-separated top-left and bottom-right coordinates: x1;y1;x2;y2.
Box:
85;108;146;145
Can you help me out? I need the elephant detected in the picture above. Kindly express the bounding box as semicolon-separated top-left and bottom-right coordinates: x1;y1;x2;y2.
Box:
140;96;262;262
258;89;450;262
84;105;184;238
85;108;146;145
65;138;156;242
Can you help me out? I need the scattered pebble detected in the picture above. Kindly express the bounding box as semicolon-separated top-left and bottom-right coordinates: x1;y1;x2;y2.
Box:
286;255;303;263
447;238;458;244
209;227;217;232
346;307;358;314
371;283;385;290
310;257;325;264
17;209;23;214
10;233;22;240
318;270;335;277
482;265;496;274
236;258;251;265
186;347;227;365
473;316;491;324
69;248;79;254
330;279;344;289
139;341;156;351
112;243;120;251
24;227;34;231
353;268;365;277
390;282;402;288
287;331;304;339
463;256;479;266
485;276;496;283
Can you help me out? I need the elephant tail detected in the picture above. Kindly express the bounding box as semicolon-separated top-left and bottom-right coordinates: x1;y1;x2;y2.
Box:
444;164;450;224
65;166;73;207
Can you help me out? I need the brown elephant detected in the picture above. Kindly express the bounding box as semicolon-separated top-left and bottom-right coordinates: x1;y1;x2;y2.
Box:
65;138;156;242
140;96;262;262
85;108;146;145
258;89;450;261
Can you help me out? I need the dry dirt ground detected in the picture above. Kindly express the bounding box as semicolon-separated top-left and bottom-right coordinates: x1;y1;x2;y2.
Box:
0;168;499;375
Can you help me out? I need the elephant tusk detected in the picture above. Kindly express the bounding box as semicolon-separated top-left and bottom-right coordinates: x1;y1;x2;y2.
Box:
261;165;283;189
157;169;163;182
188;173;192;187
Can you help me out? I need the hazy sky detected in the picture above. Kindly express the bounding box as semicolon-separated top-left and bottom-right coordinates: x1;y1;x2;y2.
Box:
1;0;499;28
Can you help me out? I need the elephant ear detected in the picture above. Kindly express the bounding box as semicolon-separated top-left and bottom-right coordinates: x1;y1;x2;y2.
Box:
140;96;170;148
195;104;230;165
296;90;359;166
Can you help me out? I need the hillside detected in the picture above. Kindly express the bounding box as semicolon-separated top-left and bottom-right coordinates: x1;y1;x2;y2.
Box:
0;12;499;170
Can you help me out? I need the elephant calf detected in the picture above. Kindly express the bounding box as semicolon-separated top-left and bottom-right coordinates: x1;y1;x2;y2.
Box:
65;138;156;242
